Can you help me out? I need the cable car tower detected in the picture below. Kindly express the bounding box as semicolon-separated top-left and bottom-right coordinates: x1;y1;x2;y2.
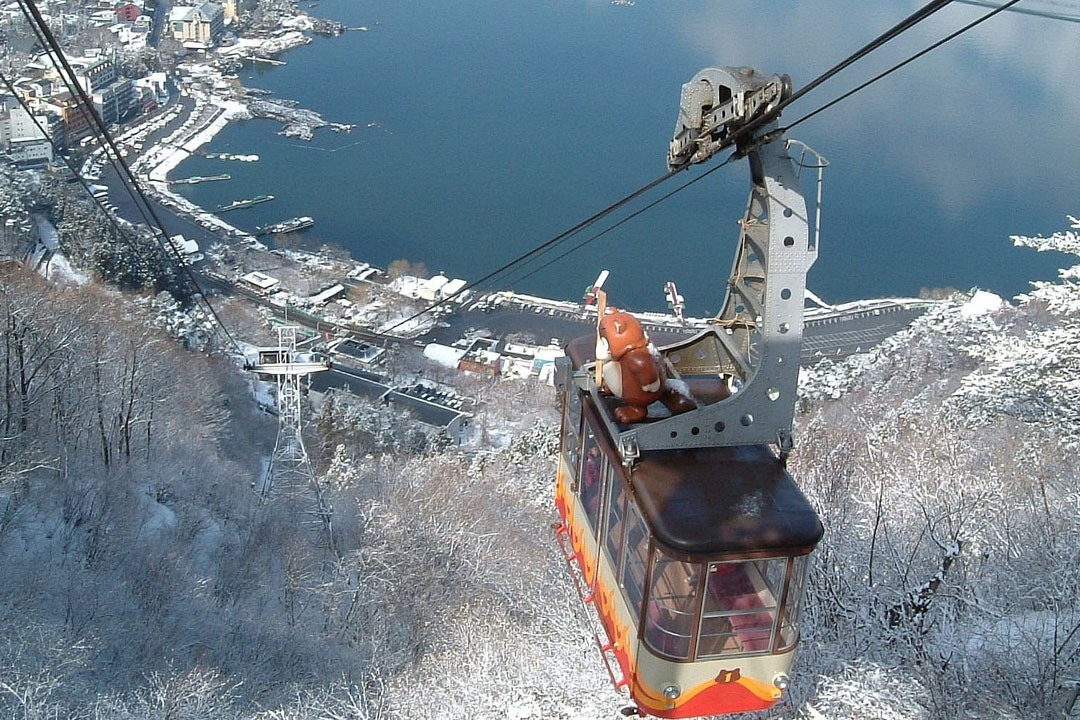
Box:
245;327;333;531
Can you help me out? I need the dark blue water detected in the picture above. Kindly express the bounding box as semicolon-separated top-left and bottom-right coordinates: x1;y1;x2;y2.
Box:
176;0;1080;313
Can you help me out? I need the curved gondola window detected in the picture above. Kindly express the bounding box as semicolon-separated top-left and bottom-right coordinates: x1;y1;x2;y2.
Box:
619;503;648;619
603;473;627;570
561;387;582;481
644;553;701;660
697;558;785;658
579;429;605;531
778;555;809;651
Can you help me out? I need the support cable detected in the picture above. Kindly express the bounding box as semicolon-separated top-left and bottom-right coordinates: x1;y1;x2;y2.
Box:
732;0;958;145
505;0;1021;280
382;0;965;333
382;168;677;334
14;0;163;236
781;0;1024;134
502;157;735;290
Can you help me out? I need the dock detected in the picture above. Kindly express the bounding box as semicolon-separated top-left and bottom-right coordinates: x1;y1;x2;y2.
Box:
216;195;274;213
243;55;287;66
169;174;231;184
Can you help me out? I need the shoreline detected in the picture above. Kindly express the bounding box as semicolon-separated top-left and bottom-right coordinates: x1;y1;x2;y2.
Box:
94;7;937;347
93;10;344;241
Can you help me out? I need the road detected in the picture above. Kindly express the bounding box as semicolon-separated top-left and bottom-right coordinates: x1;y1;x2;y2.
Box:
99;94;228;247
148;0;167;47
420;300;927;364
310;364;466;429
803;304;921;361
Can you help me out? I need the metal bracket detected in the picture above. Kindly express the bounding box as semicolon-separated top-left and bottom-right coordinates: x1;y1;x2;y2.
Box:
668;66;791;170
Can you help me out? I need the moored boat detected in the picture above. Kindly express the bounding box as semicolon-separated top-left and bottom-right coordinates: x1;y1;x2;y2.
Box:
216;194;274;213
257;216;315;234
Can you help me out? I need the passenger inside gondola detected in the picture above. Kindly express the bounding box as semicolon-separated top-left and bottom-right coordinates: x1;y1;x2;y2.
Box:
698;560;782;657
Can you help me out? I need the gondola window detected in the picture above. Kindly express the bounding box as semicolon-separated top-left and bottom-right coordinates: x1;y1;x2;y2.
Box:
579;429;605;532
620;503;649;620
778;555;809;651
697;559;785;658
561;384;582;483
644;553;701;659
603;474;627;571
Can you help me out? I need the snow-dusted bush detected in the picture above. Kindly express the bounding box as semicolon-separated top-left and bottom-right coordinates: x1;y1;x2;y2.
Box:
789;215;1080;719
5;213;1080;719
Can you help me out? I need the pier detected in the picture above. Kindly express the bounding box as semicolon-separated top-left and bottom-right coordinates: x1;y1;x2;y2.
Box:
243;55;287;65
169;174;231;185
216;195;274;213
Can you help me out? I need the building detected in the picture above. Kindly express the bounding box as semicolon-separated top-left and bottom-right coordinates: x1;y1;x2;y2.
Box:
89;9;116;25
107;22;150;49
7;136;54;164
69;57;116;93
36;92;93;144
328;338;386;367
135;72;169;103
416;274;469;302
169;234;200;257
47;57;136;126
240;271;281;294
221;0;253;22
115;3;141;22
91;77;135;125
1;96;63;163
458;338;502;379
169;3;225;48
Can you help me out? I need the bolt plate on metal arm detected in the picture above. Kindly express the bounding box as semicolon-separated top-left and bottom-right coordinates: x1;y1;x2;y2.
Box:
621;135;818;455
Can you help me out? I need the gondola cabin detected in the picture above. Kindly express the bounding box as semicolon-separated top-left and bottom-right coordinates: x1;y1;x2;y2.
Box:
554;337;822;717
551;65;828;716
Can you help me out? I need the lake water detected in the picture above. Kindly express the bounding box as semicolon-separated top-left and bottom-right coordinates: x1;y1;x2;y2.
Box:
176;0;1080;314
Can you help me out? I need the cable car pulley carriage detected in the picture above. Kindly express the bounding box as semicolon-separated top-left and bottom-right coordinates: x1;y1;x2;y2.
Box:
553;66;826;718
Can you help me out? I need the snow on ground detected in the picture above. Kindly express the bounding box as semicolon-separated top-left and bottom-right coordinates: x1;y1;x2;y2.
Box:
375;309;435;337
959;289;1004;318
31;214;89;285
32;213;58;250
801;215;1080;450
40;251;90;285
217;27;311;57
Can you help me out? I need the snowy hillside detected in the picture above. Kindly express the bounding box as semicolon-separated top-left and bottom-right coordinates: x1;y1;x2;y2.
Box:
1;216;1079;719
790;215;1080;718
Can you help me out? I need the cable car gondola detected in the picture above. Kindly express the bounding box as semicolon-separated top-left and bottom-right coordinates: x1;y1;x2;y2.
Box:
553;67;826;718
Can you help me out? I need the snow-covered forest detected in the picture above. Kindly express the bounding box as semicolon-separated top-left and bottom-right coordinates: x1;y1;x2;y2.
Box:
0;165;186;295
1;216;1079;719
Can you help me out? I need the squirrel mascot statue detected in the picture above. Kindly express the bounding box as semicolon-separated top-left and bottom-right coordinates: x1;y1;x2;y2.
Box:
596;308;697;424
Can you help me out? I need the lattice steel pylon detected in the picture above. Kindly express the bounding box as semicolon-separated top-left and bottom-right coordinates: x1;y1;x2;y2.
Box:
246;327;336;547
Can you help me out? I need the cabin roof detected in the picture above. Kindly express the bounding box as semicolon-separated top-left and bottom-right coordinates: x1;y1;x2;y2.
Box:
567;334;822;557
631;444;823;557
